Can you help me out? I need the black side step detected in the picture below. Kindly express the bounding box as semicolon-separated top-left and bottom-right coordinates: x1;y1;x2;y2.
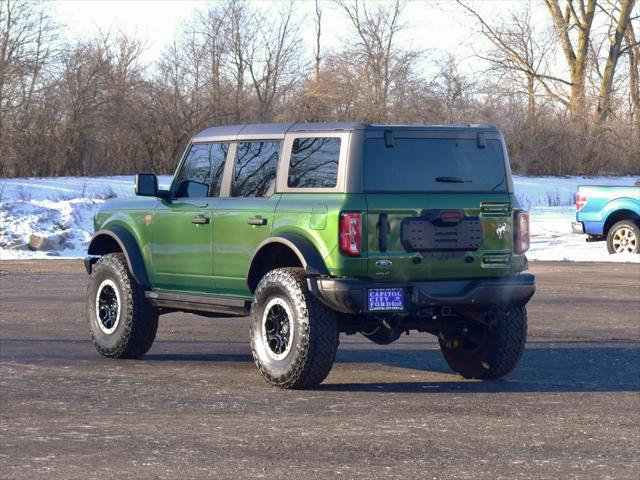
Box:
145;291;251;317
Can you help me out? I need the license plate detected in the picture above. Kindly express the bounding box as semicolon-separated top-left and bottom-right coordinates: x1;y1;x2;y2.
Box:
368;288;405;311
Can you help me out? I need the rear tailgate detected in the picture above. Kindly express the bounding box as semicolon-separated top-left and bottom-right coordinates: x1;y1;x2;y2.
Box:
365;193;513;280
361;131;514;281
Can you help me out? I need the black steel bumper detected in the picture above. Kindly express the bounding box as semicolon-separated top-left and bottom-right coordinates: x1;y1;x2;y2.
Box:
307;274;536;315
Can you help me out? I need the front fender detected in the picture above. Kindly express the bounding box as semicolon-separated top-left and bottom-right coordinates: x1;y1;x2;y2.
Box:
87;226;151;288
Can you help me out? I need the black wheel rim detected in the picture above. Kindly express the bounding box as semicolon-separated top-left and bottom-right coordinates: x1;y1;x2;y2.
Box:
262;298;293;359
96;280;120;334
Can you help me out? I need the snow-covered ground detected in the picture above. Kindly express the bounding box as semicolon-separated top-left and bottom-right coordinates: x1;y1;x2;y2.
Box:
0;175;638;262
0;175;172;259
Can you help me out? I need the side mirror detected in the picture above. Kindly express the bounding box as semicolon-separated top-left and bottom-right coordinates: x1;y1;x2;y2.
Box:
134;173;158;197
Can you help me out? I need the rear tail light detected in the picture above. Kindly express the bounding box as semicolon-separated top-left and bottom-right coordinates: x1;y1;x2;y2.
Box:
513;210;530;254
576;193;587;211
340;212;362;256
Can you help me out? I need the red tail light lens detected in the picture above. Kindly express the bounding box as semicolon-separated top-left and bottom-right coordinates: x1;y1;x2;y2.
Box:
514;210;530;254
440;210;464;222
576;193;587;211
340;212;362;256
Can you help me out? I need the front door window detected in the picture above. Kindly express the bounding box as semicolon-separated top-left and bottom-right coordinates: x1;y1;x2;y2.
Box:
173;143;229;198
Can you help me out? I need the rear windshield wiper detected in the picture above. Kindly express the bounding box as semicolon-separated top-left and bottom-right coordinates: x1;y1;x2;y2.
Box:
489;174;507;191
435;176;471;183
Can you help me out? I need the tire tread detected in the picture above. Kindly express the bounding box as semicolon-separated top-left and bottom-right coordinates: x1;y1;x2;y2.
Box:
87;253;158;359
250;267;339;389
440;307;527;380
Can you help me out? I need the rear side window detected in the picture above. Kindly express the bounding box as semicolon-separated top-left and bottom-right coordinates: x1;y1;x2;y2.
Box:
173;142;229;198
287;137;340;188
364;138;508;193
231;141;281;197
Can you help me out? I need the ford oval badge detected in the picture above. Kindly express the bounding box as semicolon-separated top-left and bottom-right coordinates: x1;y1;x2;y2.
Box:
376;259;393;268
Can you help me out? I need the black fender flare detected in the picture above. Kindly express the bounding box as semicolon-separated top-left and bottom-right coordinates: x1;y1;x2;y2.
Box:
87;226;151;288
248;233;330;287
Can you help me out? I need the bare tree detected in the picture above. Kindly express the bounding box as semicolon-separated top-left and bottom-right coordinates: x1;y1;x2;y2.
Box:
246;1;303;122
434;54;476;124
224;0;256;122
1;0;639;179
194;5;227;120
544;0;597;117
596;0;637;120
334;0;411;123
0;0;57;176
457;1;567;117
626;19;640;124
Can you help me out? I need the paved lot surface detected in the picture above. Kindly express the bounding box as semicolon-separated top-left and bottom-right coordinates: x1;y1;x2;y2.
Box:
0;260;639;479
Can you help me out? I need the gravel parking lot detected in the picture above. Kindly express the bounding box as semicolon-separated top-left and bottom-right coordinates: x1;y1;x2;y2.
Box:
1;260;639;479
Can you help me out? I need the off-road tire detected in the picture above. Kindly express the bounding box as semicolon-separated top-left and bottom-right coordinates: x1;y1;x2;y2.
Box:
250;268;339;389
87;253;158;358
439;307;527;380
606;220;639;254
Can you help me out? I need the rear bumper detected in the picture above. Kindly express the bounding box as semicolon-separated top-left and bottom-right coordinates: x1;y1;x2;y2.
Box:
572;222;605;241
307;274;536;315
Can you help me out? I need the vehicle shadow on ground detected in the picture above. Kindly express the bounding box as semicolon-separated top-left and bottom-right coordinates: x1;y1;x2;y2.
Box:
145;353;253;362
320;340;640;393
144;340;640;393
2;338;638;393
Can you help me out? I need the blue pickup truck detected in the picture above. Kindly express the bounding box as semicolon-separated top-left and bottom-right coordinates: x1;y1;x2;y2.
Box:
572;182;640;254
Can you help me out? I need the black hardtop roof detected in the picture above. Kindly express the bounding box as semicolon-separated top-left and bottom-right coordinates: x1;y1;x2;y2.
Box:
192;122;499;141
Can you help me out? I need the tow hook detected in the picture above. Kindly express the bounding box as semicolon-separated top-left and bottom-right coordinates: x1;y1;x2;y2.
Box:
447;339;460;349
439;331;462;349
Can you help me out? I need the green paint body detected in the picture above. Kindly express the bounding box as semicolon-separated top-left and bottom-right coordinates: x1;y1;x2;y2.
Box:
94;191;526;301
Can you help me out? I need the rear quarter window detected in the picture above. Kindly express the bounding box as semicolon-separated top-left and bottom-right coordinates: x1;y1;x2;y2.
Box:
364;137;508;193
287;137;340;188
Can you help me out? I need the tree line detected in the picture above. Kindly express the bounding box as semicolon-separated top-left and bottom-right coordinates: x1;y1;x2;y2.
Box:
0;0;638;179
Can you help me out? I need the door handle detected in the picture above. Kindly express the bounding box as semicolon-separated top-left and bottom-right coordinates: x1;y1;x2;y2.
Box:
247;217;267;226
191;216;210;224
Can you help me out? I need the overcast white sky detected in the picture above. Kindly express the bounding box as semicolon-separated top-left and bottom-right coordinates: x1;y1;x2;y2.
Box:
50;0;545;73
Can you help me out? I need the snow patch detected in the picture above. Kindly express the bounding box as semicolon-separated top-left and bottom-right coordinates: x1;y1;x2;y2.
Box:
527;207;639;263
1;198;105;258
0;175;638;262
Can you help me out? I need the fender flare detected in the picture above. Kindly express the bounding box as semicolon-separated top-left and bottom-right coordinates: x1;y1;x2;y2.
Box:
603;197;640;214
601;203;640;236
248;233;330;278
87;226;151;288
603;199;640;222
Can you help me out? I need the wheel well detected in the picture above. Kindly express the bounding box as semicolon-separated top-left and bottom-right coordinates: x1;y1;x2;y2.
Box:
88;234;123;255
247;243;303;293
604;210;640;236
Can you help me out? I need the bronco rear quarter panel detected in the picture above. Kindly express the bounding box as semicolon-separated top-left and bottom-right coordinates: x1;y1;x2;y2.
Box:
271;193;369;278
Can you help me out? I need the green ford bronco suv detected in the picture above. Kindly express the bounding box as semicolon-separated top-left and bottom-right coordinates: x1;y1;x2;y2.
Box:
85;122;535;389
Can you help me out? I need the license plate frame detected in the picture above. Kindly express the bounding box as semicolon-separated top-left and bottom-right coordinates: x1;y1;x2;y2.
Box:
367;288;405;312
